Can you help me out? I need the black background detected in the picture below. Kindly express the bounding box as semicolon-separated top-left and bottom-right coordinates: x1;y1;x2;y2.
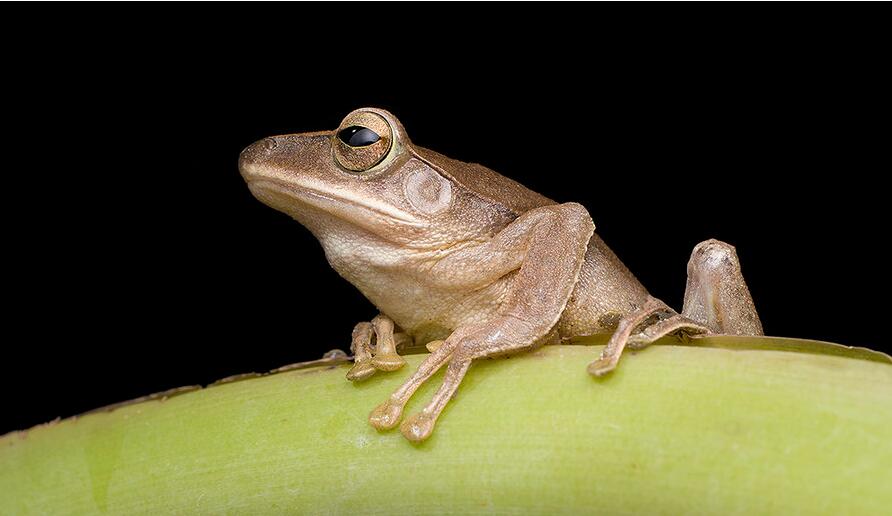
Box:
3;9;889;435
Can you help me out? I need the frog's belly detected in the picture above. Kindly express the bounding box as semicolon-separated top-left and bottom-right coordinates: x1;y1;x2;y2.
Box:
353;270;513;340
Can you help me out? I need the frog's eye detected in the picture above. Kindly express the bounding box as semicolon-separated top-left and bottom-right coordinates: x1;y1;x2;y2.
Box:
334;111;393;172
338;126;380;147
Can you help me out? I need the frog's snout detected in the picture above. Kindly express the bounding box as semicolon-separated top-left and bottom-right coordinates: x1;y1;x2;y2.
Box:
239;137;280;180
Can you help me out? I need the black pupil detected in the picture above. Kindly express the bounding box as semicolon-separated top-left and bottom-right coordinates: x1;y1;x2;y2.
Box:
338;126;380;147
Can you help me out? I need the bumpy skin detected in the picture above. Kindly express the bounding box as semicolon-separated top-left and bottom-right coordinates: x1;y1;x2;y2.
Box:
239;108;763;442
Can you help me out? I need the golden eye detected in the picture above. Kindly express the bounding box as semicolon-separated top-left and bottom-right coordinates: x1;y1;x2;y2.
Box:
333;111;393;172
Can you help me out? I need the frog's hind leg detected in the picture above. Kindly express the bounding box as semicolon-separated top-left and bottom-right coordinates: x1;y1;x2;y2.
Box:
587;239;763;376
682;239;763;336
626;313;709;350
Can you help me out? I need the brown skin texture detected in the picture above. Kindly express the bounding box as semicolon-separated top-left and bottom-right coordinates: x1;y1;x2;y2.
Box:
239;108;763;442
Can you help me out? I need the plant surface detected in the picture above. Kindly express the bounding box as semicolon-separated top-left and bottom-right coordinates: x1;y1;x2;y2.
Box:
2;336;890;514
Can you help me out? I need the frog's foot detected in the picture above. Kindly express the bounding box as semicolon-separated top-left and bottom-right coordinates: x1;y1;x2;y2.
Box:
593;240;764;376
588;296;677;377
627;315;709;350
347;314;408;382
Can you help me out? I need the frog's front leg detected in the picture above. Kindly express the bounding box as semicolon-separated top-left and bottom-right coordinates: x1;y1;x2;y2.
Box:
346;314;409;382
369;203;595;441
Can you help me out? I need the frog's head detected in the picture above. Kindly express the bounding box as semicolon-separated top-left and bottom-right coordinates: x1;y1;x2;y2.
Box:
239;108;549;248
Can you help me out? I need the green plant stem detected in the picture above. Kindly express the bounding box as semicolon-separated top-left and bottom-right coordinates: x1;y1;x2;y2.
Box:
2;337;891;514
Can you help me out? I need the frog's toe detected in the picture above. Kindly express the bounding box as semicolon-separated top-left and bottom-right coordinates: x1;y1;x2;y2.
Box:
425;340;445;353
400;412;436;442
371;352;406;372
369;400;403;430
587;357;617;377
626;335;649;351
346;360;377;382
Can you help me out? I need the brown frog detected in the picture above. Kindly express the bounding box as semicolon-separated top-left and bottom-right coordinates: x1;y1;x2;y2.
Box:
239;108;762;442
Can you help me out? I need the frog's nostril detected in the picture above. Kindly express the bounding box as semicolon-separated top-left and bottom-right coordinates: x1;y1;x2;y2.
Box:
261;137;278;152
239;137;279;173
245;137;277;155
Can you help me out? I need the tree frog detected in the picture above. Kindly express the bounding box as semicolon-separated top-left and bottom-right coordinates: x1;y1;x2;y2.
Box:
239;108;763;442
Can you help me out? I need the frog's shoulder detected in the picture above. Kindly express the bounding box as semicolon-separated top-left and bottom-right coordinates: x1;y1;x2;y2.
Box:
411;146;555;216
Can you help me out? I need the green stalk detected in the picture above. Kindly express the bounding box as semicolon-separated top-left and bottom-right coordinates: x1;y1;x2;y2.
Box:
2;336;890;515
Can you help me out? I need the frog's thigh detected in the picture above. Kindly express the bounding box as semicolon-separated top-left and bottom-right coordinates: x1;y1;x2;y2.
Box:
682;239;764;336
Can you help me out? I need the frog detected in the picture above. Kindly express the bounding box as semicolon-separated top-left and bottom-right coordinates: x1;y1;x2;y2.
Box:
238;108;763;442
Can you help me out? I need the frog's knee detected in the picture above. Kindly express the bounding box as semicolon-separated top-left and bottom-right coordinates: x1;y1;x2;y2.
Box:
689;239;740;274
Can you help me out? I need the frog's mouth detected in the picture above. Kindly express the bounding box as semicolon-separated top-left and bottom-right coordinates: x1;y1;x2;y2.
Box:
246;177;423;228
